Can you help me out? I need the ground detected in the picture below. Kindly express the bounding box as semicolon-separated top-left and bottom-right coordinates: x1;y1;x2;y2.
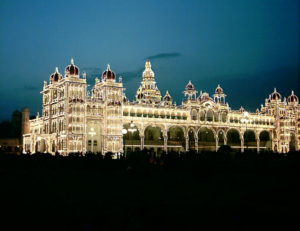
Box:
0;151;299;230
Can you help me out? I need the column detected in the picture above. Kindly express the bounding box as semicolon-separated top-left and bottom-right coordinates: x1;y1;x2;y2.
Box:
185;137;189;152
256;138;260;153
224;135;227;145
215;137;219;152
195;138;198;153
140;135;144;150
163;136;168;153
241;138;244;153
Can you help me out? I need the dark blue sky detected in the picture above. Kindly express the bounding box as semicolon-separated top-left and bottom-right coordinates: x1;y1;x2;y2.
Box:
0;0;299;120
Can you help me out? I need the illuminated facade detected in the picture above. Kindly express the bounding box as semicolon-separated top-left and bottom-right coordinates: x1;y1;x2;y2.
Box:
23;59;300;154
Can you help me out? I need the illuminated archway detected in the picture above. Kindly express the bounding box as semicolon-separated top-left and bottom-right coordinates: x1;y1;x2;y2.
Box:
144;125;163;146
227;128;241;150
243;130;256;150
123;123;140;152
259;130;272;151
198;127;215;151
167;126;185;152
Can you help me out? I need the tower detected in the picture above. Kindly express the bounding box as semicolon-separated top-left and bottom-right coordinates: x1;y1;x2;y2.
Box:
93;64;123;153
136;60;161;104
22;107;30;135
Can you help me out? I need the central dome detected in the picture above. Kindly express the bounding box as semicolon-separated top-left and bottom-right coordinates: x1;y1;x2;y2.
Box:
65;58;79;76
102;64;116;81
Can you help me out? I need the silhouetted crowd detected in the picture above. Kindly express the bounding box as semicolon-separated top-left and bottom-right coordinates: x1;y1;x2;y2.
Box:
0;148;299;231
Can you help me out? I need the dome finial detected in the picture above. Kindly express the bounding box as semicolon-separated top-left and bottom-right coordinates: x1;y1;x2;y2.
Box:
107;64;111;70
291;90;294;95
71;58;74;65
55;67;58;73
274;87;277;92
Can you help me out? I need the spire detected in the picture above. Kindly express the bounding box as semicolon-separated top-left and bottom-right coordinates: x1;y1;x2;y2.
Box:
107;64;111;71
274;88;277;93
55;67;59;73
71;58;74;65
291;90;294;95
145;60;151;69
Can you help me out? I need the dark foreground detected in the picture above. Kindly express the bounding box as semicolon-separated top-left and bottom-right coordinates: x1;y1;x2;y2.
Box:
0;151;299;231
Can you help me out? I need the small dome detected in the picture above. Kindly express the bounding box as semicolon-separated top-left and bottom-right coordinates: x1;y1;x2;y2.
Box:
215;84;224;94
65;58;79;76
288;91;298;104
185;80;195;90
270;88;281;100
102;64;116;81
50;67;62;82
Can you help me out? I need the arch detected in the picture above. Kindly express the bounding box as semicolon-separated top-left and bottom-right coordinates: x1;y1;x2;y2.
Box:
36;139;47;153
227;128;241;150
191;110;197;120
206;110;213;122
198;127;215;151
200;111;205;121
289;133;296;151
214;112;219;122
144;125;163;146
259;130;272;151
243;130;256;150
221;112;227;122
167;126;185;152
123;123;140;152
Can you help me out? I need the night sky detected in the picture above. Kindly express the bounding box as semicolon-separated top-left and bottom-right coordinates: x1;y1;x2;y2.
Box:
0;0;299;120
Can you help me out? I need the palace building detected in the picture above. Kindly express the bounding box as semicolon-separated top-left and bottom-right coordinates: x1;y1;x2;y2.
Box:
23;59;300;154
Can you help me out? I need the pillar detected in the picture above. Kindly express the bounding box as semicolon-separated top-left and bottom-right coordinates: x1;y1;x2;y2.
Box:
185;137;189;151
140;135;144;150
195;138;198;152
256;138;260;153
241;138;244;153
215;137;219;152
163;136;168;153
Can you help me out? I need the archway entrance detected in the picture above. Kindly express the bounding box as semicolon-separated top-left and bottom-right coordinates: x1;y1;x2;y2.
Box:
123;123;140;153
227;129;241;151
144;125;163;154
36;139;47;153
167;126;185;152
244;130;256;151
259;131;272;152
198;128;215;151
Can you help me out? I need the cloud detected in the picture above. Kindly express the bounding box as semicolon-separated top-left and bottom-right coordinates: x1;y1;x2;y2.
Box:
118;68;144;82
146;52;181;60
24;85;38;91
